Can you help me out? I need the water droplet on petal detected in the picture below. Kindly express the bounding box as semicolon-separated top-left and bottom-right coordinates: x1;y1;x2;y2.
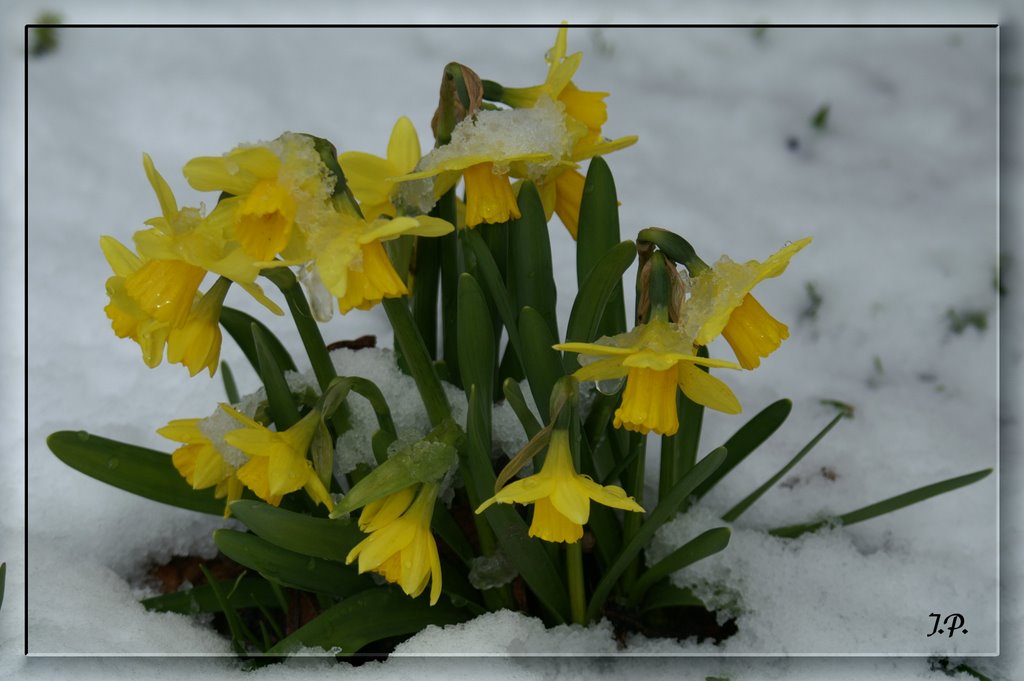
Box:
596;377;626;395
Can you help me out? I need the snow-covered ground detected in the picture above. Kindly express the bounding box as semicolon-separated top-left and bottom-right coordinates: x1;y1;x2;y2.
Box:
6;1;1022;679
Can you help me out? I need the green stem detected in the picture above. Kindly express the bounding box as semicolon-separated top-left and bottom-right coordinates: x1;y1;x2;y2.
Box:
566;541;586;625
261;267;336;392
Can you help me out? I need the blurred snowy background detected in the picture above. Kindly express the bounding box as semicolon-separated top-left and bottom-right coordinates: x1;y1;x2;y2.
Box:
5;0;1022;679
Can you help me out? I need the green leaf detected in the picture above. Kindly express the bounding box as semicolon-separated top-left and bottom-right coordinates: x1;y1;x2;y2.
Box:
47;431;223;515
723;410;847;522
769;468;993;539
411;234;441;359
586;446;728;622
502;377;543;438
0;562;5;613
508;182;558;336
220;360;240;404
265;587;470;656
214;529;370;597
199;564;255;653
220;305;296;374
457;273;496;400
640;581;705;613
142;575;279;615
629;527;731;605
563;240;637;372
685;399;792;509
230;500;364;562
383;298;452;427
462;229;526;364
519;306;564;422
810;103;830;130
253;323;300;431
333;440;457;515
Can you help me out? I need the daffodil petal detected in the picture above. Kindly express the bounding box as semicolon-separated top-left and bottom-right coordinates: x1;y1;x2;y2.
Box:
677;362;742;414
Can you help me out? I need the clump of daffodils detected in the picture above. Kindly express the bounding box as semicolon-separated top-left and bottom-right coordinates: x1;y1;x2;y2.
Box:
65;26;990;662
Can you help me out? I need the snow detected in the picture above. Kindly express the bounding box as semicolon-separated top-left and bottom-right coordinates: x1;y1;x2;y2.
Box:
7;1;1021;680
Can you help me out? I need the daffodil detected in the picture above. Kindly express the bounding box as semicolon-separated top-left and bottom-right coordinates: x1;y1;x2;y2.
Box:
476;429;644;544
308;211;454;313
346;483;442;605
221;405;333;511
159;413;246;518
182;133;336;263
133;154;282;313
680;238;812;369
394;97;570;228
101;236;173;368
166;276;230;377
500;26;637;237
555;319;743;436
338;116;422;220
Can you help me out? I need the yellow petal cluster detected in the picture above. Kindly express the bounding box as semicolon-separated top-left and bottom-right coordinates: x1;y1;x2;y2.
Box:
346;483;443;605
477;430;644;543
158;416;244;518
681;238;812;369
502;26;638;237
220;406;333;511
339;116;422;220
556;319;743;436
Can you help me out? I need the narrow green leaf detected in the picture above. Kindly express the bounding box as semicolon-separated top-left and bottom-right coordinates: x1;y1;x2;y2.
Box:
519;306;564;421
411;234;441;359
47;431;223;515
266;587;469;656
199;564;253;653
0;562;5;613
723;411;847;522
142;575;279;615
253;323;300;431
577;157;621;285
502;378;543;438
383;297;452;427
220;306;296;374
432;504;475;565
563;241;637;372
508;182;558;336
769;468;993;539
685;399;792;508
220;360;240;404
214;529;371;597
438;193;461;385
457;273;496;400
586;446;728;622
629;527;731;605
462;229;526;364
640;581;705;613
229;500;364;562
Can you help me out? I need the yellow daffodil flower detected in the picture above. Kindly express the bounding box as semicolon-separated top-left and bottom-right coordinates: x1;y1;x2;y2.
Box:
501;27;637;237
309;212;454;313
346;483;442;605
338;116;422;220
476;430;644;543
394;98;570;228
133;154;282;314
166;276;230;377
221;406;333;511
681;238;812;370
101;236;173;368
555;319;743;436
159;415;244;518
182;133;335;263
